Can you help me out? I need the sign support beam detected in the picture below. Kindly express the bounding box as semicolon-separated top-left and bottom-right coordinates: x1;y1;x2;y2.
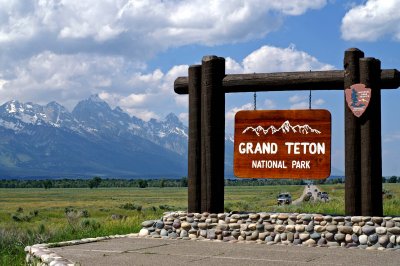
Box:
188;65;202;213
360;58;383;216
175;69;399;94
344;48;363;216
200;56;225;213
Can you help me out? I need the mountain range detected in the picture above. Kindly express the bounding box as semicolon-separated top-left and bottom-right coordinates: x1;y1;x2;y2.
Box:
0;95;234;178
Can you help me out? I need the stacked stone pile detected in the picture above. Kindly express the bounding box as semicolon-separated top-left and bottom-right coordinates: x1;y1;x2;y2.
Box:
139;211;400;250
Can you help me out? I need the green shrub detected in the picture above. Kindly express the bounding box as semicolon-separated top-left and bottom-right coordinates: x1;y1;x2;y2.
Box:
80;209;90;218
224;203;233;212
80;219;101;230
120;202;142;211
159;205;174;211
11;211;33;222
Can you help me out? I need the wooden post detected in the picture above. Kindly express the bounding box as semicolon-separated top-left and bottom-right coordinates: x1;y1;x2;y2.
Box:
344;48;364;216
188;65;202;213
359;58;383;216
201;56;225;213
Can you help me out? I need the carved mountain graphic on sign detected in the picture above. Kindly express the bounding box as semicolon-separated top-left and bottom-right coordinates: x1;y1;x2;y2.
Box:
242;120;321;136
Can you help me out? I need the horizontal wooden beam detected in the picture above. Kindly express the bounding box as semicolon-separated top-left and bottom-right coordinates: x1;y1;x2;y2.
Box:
174;69;400;94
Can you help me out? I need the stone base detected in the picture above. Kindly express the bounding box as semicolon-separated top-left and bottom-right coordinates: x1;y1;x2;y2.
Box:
139;211;400;249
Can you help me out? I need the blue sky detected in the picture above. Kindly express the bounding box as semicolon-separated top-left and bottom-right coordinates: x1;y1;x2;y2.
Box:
0;0;399;175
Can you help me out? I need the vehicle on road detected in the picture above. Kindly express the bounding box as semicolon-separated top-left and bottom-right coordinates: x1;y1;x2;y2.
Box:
320;192;329;201
277;193;292;205
304;191;313;202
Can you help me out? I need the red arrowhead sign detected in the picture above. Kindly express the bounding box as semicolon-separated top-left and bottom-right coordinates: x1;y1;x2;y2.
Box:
345;83;371;117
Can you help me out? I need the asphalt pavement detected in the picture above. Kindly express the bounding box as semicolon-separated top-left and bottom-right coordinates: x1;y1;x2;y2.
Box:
50;236;400;266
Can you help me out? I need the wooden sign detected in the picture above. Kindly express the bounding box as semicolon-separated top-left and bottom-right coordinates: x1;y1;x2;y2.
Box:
345;83;371;117
234;109;331;179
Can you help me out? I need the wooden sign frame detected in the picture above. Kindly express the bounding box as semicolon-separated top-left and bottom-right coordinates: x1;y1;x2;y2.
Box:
174;48;399;215
234;109;331;179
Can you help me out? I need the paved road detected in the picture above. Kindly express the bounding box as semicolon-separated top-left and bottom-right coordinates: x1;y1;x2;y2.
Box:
51;236;400;266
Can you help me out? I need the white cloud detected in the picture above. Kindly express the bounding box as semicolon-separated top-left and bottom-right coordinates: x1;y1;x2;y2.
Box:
225;57;244;74
128;69;164;92
0;44;332;124
120;93;150;107
0;79;7;89
288;94;325;109
0;1;332;121
289;94;307;103
174;95;188;108
178;112;189;124
267;1;327;15
290;102;309;109
263;99;276;109
0;51;137;109
341;0;400;41
0;0;327;60
242;44;334;73
383;132;400;143
226;103;253;122
225;45;334;74
313;98;325;106
122;107;160;122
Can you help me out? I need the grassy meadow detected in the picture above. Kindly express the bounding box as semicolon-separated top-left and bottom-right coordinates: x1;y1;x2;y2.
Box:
1;184;400;265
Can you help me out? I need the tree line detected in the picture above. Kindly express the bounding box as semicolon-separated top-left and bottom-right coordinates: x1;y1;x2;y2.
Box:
383;176;400;183
0;176;400;189
0;176;398;189
0;177;188;189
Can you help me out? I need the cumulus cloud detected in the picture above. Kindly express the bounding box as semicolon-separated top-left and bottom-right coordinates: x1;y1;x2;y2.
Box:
288;93;325;109
383;132;400;143
313;98;325;106
0;43;332;123
226;103;253;122
122;108;160;122
341;0;400;41
225;57;243;74
263;99;277;109
0;0;327;60
289;94;307;103
224;45;334;74
0;1;331;122
242;44;334;73
178;112;189;125
0;50;188;121
0;52;142;108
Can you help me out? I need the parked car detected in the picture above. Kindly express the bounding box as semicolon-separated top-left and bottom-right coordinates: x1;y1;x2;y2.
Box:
277;193;292;205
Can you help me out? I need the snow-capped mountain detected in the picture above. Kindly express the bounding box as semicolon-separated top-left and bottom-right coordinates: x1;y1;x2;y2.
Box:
243;120;321;136
0;95;190;178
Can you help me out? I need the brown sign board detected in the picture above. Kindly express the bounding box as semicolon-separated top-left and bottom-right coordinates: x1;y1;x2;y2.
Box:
234;109;331;179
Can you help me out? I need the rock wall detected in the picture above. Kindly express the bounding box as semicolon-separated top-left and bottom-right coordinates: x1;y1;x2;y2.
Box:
139;212;400;249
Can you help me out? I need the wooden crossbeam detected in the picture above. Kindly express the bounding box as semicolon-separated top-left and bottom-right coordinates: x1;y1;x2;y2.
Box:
174;69;399;94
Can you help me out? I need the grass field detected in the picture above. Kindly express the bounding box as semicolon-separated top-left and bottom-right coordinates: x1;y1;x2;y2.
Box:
1;184;399;265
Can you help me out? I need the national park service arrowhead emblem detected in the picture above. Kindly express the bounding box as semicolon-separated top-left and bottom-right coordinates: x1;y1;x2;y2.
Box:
345;83;371;117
